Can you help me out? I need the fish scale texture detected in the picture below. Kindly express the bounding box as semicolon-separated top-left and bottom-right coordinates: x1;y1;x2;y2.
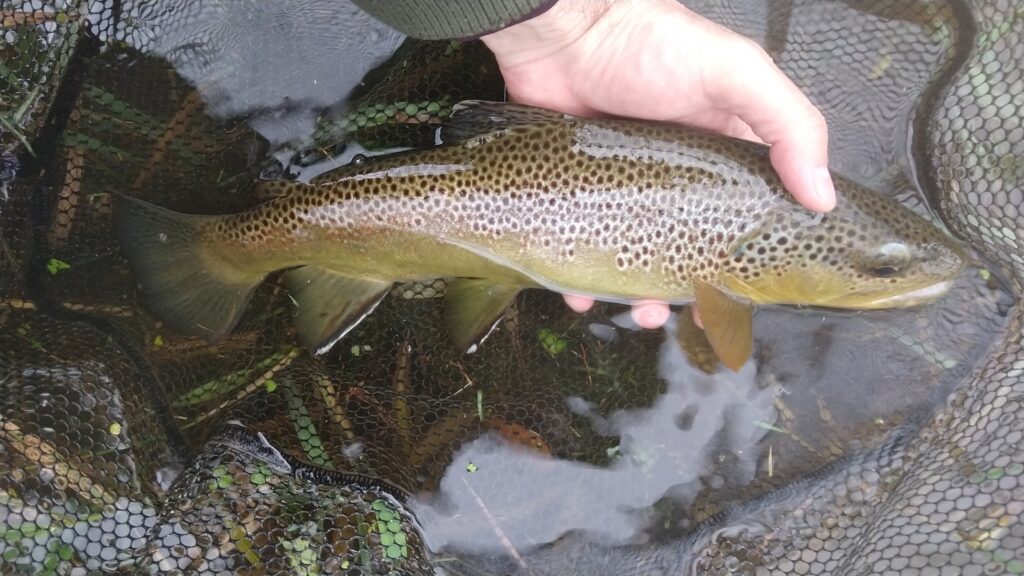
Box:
0;1;1021;575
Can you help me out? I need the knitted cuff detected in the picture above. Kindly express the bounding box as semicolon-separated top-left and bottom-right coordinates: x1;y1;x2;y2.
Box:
353;0;559;40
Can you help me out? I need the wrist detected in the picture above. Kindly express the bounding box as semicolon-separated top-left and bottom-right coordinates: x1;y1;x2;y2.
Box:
482;0;617;67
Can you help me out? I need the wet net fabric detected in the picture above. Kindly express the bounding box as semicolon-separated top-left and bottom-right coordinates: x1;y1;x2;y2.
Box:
684;3;1024;574
0;1;1021;574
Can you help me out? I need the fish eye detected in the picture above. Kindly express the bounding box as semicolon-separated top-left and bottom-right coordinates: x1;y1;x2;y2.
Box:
867;242;910;278
870;265;901;278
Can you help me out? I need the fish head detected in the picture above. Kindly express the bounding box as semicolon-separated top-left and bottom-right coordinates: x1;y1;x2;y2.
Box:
719;185;966;310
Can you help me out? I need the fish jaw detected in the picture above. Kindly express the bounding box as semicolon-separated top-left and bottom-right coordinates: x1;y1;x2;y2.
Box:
719;266;959;311
835;279;956;309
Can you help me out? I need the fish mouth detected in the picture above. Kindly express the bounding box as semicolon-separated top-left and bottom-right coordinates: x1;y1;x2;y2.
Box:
853;280;955;308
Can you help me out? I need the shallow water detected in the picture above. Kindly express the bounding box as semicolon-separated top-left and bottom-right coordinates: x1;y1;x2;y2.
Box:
0;0;1017;574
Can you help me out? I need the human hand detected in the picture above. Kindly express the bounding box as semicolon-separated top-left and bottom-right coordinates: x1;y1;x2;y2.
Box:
482;0;834;329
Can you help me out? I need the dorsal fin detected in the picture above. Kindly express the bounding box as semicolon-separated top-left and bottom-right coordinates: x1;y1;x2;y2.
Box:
439;101;565;145
253;180;312;202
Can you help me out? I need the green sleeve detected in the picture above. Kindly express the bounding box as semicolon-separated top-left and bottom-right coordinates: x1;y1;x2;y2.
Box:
353;0;557;40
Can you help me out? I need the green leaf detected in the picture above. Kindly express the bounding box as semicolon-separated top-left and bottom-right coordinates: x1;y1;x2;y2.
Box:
537;328;568;357
46;258;71;275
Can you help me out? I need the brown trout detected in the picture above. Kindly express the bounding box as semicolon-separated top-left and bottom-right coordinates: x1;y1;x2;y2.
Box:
114;101;965;370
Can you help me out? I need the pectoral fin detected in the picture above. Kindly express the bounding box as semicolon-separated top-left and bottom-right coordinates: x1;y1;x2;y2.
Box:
283;266;392;355
674;306;719;375
693;279;753;371
444;278;521;353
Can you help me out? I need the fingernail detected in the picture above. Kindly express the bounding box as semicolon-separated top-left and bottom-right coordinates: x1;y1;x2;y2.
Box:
813;166;837;210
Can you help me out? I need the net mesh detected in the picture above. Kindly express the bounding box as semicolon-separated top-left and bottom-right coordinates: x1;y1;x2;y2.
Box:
0;0;1021;574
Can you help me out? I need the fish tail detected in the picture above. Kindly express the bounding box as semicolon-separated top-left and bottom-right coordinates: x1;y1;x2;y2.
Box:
113;194;262;342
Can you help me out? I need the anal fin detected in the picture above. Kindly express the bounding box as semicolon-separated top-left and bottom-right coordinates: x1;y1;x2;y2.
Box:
693;279;753;371
444;278;522;353
283;266;392;355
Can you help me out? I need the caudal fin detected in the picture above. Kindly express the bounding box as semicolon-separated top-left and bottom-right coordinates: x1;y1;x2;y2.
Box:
113;194;262;342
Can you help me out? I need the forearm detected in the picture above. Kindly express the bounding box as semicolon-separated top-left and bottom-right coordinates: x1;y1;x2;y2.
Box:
480;0;616;66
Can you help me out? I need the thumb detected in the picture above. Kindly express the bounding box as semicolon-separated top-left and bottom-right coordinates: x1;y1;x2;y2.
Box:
707;39;835;212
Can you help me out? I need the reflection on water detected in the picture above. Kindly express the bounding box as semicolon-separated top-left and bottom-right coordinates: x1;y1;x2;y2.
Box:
102;0;404;121
419;315;773;551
